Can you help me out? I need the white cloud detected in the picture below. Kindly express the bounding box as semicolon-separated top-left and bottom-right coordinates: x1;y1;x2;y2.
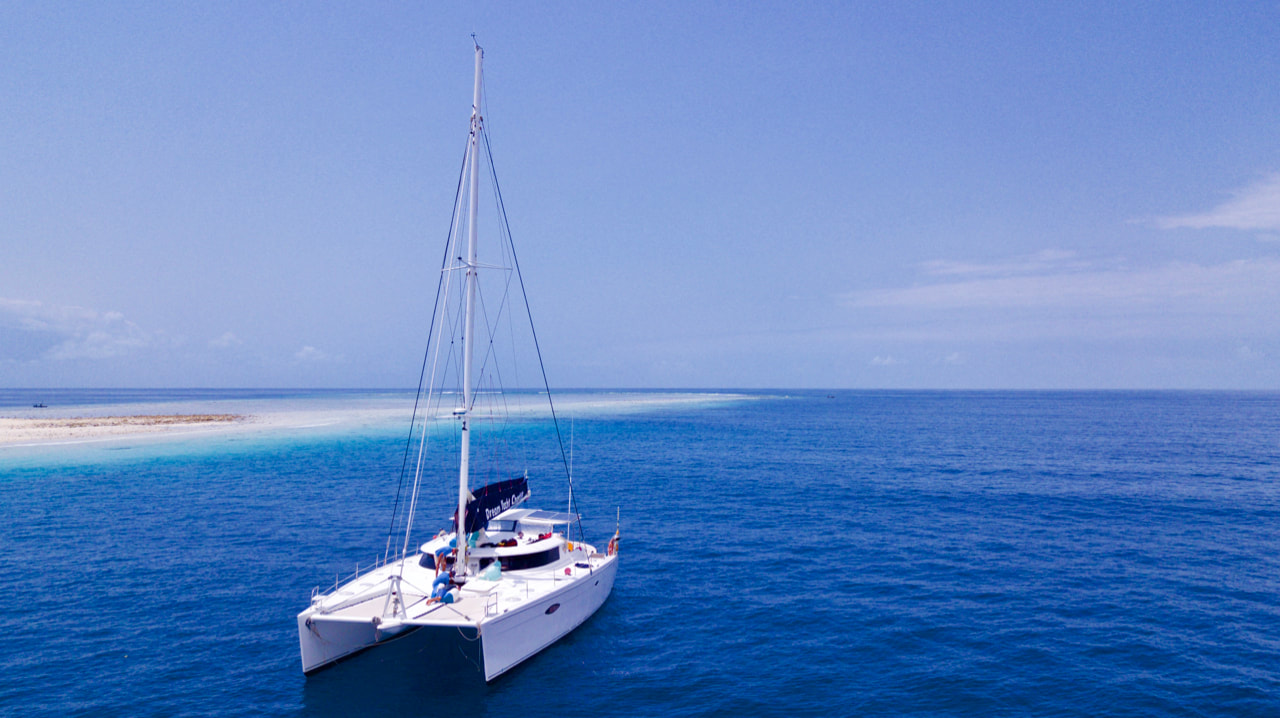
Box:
1153;173;1280;232
1237;344;1261;361
846;258;1280;311
0;297;154;360
294;345;328;362
870;355;898;366
920;249;1089;277
209;331;243;349
839;256;1280;342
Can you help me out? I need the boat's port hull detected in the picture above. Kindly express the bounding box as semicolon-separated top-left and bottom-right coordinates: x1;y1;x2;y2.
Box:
481;553;618;681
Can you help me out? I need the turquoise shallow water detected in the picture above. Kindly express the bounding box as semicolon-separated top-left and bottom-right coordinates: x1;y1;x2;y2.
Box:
2;390;1279;716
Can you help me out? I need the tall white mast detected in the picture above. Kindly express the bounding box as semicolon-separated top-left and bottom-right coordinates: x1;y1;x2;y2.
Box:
457;41;483;578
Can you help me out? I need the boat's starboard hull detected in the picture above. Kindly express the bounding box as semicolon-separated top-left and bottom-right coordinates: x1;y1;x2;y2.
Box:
301;619;484;680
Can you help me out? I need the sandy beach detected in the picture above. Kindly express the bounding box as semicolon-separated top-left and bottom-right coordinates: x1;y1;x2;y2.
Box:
0;414;246;446
0;392;755;449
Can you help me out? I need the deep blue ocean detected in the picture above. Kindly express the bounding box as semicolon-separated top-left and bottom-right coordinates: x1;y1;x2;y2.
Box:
1;389;1278;716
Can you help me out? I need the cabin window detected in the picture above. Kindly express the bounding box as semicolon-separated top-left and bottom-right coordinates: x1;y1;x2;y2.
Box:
486;520;516;533
501;546;561;571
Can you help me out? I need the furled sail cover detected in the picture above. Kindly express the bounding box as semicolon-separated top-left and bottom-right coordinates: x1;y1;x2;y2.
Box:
464;476;530;533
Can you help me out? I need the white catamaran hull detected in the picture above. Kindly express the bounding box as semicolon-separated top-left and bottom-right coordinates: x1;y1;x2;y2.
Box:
299;552;617;681
479;554;617;681
298;612;482;679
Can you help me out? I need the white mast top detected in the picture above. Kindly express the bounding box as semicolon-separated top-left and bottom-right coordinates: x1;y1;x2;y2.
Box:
456;41;483;578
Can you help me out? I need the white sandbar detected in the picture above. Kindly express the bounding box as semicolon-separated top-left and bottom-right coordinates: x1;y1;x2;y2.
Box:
0;391;760;449
0;414;246;446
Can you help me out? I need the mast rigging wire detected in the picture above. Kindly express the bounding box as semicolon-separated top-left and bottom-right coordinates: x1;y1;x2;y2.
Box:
388;61;589;564
384;140;472;564
481;124;587;545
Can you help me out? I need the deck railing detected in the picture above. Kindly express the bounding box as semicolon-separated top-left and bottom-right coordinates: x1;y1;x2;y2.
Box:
314;551;415;600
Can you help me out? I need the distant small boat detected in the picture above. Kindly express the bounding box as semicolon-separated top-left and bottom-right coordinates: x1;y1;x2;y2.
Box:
32;403;47;408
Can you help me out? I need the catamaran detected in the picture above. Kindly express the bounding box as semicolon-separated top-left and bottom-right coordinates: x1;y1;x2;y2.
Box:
297;41;618;682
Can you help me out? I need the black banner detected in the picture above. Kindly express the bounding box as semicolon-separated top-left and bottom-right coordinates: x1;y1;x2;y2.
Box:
463;476;530;534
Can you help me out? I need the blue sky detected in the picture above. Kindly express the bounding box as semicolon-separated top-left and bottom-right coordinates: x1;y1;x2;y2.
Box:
2;2;1278;389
